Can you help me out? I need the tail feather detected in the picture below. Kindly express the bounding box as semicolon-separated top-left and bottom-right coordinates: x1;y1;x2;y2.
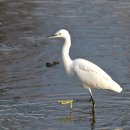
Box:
110;80;122;93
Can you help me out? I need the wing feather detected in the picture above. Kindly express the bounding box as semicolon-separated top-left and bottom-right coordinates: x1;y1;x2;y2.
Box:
71;59;116;90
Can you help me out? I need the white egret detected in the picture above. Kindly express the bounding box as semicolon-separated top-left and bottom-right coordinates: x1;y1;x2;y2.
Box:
48;29;122;112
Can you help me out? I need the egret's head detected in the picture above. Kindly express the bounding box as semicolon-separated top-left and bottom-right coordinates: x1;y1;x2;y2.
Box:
48;29;70;39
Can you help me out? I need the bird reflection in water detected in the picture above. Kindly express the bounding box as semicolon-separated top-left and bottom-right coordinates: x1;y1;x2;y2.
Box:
58;98;96;129
59;107;96;129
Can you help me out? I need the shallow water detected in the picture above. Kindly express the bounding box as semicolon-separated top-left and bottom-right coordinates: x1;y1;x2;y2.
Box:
0;0;130;129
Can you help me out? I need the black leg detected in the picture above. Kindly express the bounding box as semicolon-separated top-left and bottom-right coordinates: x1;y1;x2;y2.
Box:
92;101;95;114
89;95;95;114
88;88;96;114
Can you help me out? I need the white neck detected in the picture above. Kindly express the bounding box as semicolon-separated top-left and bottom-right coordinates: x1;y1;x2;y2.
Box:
62;34;72;73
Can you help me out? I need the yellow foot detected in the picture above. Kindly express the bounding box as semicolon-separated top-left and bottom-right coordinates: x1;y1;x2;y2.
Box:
57;99;73;109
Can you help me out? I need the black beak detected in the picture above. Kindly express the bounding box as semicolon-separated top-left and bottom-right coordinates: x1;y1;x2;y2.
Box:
47;34;57;38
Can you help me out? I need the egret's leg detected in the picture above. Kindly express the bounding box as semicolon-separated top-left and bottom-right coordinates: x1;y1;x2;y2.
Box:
88;88;95;113
57;100;73;109
88;88;94;102
89;95;95;104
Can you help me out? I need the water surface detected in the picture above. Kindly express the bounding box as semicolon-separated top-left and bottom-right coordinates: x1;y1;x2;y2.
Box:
0;0;130;129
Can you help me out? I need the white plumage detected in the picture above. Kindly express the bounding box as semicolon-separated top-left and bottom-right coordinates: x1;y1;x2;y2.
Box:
49;29;122;109
71;59;122;93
